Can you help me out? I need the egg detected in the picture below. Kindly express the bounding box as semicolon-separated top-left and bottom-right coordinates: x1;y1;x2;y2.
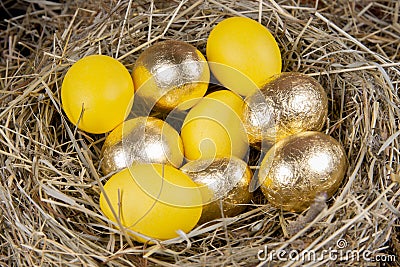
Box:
180;90;249;161
61;55;134;134
100;116;184;175
206;17;281;96
99;164;203;243
242;72;328;145
132;40;210;112
258;131;348;212
181;157;252;224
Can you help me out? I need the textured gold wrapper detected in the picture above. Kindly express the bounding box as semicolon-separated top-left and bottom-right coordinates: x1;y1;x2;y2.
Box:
101;117;184;175
132;40;210;111
258;131;348;212
181;157;252;224
242;72;328;146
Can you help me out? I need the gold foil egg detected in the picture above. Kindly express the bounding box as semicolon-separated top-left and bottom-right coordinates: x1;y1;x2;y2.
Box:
132;40;210;112
181;157;252;224
258;131;348;212
242;72;328;145
101;116;184;175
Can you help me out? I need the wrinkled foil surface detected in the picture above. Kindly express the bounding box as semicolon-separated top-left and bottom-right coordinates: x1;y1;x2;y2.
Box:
134;40;209;111
101;117;183;175
259;131;348;212
243;72;328;145
182;157;252;223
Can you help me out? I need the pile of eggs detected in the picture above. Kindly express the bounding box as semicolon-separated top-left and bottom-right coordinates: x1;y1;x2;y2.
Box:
61;17;348;243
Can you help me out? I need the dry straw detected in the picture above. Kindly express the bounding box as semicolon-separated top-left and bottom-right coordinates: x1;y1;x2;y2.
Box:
1;0;399;266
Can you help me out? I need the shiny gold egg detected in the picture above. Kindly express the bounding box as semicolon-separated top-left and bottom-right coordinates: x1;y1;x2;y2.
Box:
101;116;184;175
258;131;348;212
242;72;328;146
181;157;252;224
132;40;210;112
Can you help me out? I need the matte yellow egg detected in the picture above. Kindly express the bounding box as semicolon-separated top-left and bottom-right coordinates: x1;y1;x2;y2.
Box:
258;131;348;212
181;157;252;224
132;40;210;112
206;17;282;96
242;72;328;145
61;55;134;134
100;164;203;243
101;116;184;175
180;90;249;161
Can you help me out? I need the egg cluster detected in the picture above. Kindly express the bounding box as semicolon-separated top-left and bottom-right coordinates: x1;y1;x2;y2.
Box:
61;17;348;243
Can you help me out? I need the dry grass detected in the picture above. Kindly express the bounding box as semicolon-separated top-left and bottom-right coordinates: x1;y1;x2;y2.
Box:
1;0;399;266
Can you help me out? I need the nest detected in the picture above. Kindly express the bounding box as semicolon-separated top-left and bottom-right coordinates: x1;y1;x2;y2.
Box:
1;0;399;266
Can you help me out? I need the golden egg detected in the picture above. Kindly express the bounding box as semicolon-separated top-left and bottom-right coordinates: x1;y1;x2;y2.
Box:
132;40;210;112
101;116;184;175
242;72;328;146
100;164;202;243
181;157;252;224
258;131;348;212
180;90;249;161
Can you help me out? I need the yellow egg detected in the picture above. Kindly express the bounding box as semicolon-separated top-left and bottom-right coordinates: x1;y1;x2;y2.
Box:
61;55;134;134
206;17;281;96
180;90;249;161
181;157;252;224
258;131;348;212
99;164;203;243
132;40;210;112
101;116;184;175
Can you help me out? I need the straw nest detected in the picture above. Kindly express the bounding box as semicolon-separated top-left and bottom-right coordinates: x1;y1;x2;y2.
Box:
1;0;399;266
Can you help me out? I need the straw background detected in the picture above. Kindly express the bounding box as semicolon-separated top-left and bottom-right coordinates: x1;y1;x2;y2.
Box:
1;0;399;266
